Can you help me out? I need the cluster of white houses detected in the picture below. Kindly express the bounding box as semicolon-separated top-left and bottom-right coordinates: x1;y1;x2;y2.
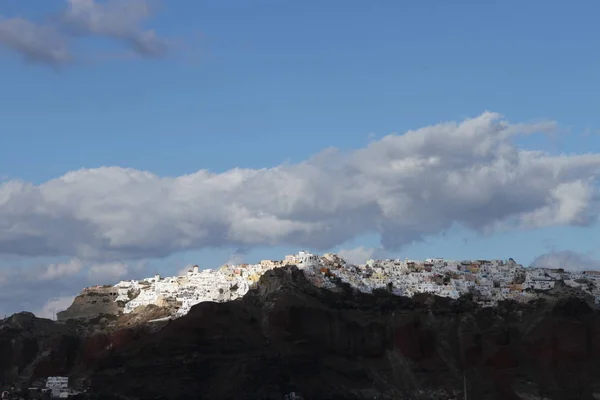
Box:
327;257;600;306
109;251;600;317
114;251;320;316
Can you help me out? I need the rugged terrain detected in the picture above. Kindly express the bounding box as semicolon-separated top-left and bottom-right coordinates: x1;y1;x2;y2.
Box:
3;266;600;400
0;312;81;389
56;286;123;321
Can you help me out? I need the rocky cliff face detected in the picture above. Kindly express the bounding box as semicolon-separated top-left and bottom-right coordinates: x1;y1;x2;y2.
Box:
3;266;600;400
57;286;123;321
0;312;82;389
87;267;600;400
0;310;168;393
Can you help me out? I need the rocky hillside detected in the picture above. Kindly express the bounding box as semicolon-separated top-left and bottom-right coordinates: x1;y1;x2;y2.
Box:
57;286;123;321
0;310;167;393
0;312;82;389
88;266;600;400
3;266;600;400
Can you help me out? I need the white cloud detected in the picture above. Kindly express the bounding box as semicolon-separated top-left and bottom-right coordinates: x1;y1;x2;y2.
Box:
34;295;76;320
0;259;84;317
224;248;247;266
1;112;599;261
0;0;168;66
0;16;71;65
38;258;83;280
530;250;600;272
0;257;149;316
63;0;169;57
338;246;387;265
88;261;129;283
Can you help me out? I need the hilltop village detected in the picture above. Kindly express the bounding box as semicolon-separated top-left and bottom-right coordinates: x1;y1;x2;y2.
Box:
96;251;600;319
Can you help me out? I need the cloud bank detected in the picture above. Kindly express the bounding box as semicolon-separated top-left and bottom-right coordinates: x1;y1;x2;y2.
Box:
0;17;71;65
62;0;168;58
0;0;168;65
0;257;145;317
1;112;599;263
337;246;388;265
530;250;600;272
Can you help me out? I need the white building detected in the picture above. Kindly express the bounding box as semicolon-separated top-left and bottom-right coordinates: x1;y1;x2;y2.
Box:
46;376;69;398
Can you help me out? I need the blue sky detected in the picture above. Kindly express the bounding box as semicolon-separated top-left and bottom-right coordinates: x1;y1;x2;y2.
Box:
1;0;600;316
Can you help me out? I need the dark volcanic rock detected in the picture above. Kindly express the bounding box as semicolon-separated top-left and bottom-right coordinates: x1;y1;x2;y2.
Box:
86;267;600;400
0;312;81;389
4;267;600;399
0;313;153;393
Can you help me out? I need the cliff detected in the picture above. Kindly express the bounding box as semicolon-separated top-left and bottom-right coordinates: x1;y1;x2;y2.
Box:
0;312;82;389
3;266;600;400
57;286;122;321
54;254;600;324
87;267;600;400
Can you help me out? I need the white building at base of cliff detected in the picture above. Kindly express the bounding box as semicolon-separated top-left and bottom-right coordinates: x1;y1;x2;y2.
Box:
46;376;69;398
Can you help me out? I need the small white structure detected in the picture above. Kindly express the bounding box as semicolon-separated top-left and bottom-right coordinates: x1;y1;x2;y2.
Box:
46;376;69;398
284;392;304;400
296;251;319;267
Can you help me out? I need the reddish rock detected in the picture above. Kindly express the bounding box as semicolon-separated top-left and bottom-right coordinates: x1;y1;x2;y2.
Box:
4;268;600;400
485;347;518;369
393;321;435;361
